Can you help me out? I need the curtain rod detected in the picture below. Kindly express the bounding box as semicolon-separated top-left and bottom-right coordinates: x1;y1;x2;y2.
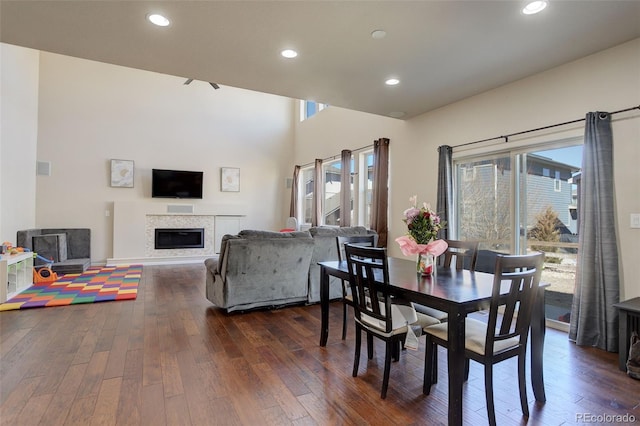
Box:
298;143;373;168
453;105;640;149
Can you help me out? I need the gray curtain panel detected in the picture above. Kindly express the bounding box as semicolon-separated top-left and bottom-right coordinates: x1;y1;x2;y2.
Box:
289;165;300;218
436;145;454;240
371;138;390;247
569;112;620;352
312;159;323;226
340;150;352;227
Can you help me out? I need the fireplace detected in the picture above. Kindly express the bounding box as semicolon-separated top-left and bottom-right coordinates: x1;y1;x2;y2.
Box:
154;228;205;249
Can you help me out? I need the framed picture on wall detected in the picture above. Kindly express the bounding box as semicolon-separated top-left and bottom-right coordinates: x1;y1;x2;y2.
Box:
221;167;240;192
110;159;134;188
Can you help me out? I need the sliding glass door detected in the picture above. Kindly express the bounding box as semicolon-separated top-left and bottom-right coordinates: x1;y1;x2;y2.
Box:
455;143;582;325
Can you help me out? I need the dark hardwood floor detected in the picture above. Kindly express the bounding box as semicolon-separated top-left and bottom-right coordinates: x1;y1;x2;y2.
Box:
1;264;638;425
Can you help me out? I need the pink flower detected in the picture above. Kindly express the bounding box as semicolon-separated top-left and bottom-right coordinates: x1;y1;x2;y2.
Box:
403;208;420;225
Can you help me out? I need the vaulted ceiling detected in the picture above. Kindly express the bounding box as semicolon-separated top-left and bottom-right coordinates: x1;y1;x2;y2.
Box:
2;1;639;119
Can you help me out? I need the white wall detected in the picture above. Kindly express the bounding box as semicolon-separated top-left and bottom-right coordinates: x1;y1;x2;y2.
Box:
34;52;295;263
0;43;39;243
294;38;640;300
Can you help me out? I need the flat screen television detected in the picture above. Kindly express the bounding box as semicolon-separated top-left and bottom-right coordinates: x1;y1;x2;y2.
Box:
152;169;203;199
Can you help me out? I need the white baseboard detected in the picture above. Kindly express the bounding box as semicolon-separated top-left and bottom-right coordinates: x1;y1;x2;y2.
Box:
106;255;217;266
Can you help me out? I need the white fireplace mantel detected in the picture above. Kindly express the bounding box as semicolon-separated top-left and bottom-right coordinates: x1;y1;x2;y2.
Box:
110;200;246;265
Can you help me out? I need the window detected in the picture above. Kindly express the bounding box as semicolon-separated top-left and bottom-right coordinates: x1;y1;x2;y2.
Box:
296;148;373;228
456;157;512;252
322;160;342;226
299;100;328;121
347;150;375;228
301;168;314;225
455;143;583;326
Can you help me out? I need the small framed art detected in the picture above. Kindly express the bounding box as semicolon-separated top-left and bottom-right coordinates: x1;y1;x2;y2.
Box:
221;167;240;192
110;159;134;188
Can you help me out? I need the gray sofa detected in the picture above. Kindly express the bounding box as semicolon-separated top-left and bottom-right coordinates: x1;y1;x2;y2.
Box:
17;228;91;274
204;226;377;312
205;230;315;313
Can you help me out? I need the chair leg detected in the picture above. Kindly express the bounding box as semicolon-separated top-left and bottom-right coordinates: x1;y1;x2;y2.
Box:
353;326;362;377
392;340;401;362
423;338;434;394
341;302;348;340
381;340;393;399
432;347;438;384
367;334;374;359
484;363;496;426
464;358;470;381
518;353;530;418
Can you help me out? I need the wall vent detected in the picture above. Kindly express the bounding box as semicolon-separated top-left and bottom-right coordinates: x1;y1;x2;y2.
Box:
36;161;51;176
167;204;194;214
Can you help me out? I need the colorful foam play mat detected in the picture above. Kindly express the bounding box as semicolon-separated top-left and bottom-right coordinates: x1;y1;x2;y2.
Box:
0;265;142;311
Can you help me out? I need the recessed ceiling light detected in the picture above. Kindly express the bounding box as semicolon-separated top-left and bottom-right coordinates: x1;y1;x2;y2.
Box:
371;29;387;39
385;78;400;86
522;0;548;15
281;49;298;59
147;13;170;27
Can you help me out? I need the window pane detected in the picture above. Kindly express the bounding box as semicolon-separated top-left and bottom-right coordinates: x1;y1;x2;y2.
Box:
302;168;314;224
348;157;354;225
365;153;374;227
323;160;341;225
522;146;582;324
306;101;317;119
456;157;512;266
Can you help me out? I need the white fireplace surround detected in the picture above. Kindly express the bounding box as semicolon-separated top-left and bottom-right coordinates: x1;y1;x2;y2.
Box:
109;201;246;265
147;216;212;255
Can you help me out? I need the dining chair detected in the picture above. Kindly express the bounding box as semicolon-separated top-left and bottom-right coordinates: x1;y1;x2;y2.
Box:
440;239;480;270
415;239;480;322
336;234;378;340
422;252;544;426
345;244;439;399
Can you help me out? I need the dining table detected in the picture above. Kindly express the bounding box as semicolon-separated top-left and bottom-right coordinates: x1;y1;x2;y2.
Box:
318;257;547;426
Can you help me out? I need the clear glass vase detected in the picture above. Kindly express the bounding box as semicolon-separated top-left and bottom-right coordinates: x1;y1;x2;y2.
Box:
417;253;435;276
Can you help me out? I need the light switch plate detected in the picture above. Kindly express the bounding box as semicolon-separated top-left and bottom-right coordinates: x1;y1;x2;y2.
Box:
631;213;640;229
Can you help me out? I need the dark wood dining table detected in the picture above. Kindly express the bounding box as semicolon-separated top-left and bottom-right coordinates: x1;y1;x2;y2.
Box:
318;257;547;426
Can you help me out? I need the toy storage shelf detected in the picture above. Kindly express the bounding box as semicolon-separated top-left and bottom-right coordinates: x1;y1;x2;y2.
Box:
0;252;34;303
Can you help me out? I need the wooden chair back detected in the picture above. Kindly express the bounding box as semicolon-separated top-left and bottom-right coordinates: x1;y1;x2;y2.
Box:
441;239;479;271
344;244;392;333
336;234;378;262
486;252;544;355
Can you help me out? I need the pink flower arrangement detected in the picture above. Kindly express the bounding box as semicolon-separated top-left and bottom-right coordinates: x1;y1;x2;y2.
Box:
395;195;448;258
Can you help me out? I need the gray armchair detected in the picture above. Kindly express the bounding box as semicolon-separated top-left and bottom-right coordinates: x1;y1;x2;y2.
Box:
204;230;315;313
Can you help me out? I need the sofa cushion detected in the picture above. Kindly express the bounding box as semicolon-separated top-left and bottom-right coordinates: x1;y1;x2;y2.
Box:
43;228;90;259
32;233;68;262
16;229;42;251
51;258;91;275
